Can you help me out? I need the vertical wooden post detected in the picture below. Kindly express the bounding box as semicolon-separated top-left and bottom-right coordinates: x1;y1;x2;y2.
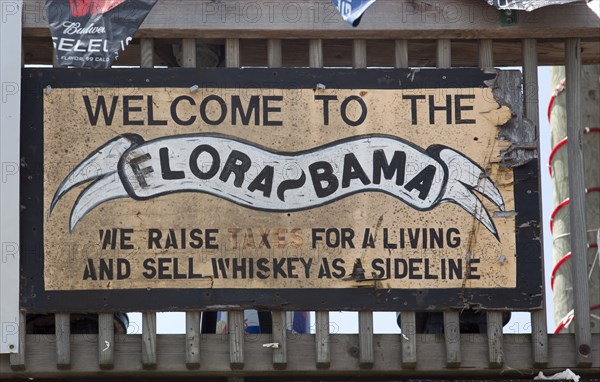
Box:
182;39;196;68
522;38;549;368
400;311;417;369
226;39;240;68
565;38;593;367
486;312;504;368
228;311;245;370
438;38;461;368
352;39;374;369
309;40;323;68
394;40;408;68
271;311;287;369
186;311;201;369
9;312;25;370
315;311;330;369
98;313;114;369
267;39;282;68
139;38;157;370
309;39;329;370
395;39;416;370
142;312;157;369
55;313;71;369
267;39;286;370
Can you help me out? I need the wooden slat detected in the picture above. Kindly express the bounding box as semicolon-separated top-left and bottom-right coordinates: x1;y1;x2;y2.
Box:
400;311;417;369
185;312;201;369
228;311;245;370
478;39;494;68
309;40;323;68
98;313;115;370
55;313;71;369
565;38;593;367
226;38;240;68
352;39;367;69
486;312;504;368
9;312;25;370
271;311;287;369
141;312;157;369
315;311;330;369
358;311;374;368
436;39;451;68
140;38;154;68
181;38;196;68
522;38;549;368
394;40;408;68
267;39;282;68
22;0;600;39
443;312;461;368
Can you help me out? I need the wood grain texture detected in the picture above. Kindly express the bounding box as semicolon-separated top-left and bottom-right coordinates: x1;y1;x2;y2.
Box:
443;312;461;368
315;311;330;369
98;313;115;370
486;312;504;368
271;311;287;369
228;311;244;370
4;333;596;377
8;312;25;370
565;38;593;367
142;312;157;369
55;313;71;369
522;38;549;368
185;312;201;368
400;311;417;369
358;311;374;368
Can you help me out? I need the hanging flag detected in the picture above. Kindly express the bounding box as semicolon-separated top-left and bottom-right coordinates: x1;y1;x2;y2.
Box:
332;0;377;27
45;0;158;68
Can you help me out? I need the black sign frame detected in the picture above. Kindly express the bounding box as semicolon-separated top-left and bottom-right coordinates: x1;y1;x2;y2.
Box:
20;68;543;312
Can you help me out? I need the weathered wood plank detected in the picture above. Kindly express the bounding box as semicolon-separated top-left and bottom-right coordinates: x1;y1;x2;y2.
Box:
267;39;282;68
478;39;494;68
5;333;596;377
271;311;287;369
226;39;240;68
8;312;25;370
98;313;115;370
358;311;374;368
141;312;157;369
181;38;196;68
565;38;593;367
22;0;600;39
140;38;154;68
522;38;549;368
315;311;330;369
394;40;408;68
437;39;451;68
486;312;504;368
309;39;323;68
185;311;201;369
443;312;461;368
55;313;71;369
400;311;417;369
228;311;245;370
353;39;367;69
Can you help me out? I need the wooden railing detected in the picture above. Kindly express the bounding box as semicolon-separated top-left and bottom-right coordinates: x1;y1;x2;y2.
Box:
3;0;599;379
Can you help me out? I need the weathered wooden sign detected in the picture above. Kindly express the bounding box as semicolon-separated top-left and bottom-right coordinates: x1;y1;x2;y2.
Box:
21;68;543;311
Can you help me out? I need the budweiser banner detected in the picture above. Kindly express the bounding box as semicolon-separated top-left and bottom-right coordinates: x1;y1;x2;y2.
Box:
46;0;157;68
20;68;544;312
